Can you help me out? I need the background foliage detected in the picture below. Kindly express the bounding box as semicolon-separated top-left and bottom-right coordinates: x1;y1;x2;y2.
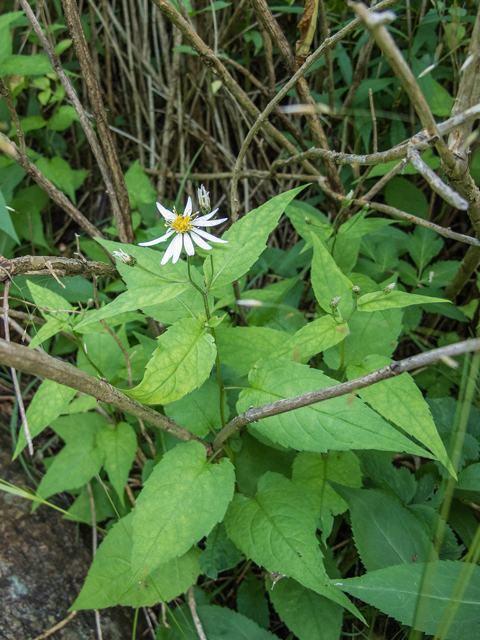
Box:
1;0;480;639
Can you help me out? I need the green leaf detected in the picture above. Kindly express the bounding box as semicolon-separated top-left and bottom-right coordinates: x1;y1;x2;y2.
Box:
142;286;211;326
337;209;394;239
76;241;191;329
456;463;480;491
62;394;98;414
333;485;433;571
224;472;362;619
14;380;77;458
431;80;454;117
384;177;429;219
323;307;403;369
285;200;332;246
124;159;156;210
205;186;306;290
347;355;454;476
237;573;270;628
215;326;286;376
237;358;431;457
72;513;202;609
131;441;235;577
96;422;137;505
334;561;480;640
26;279;72;320
0;189;20;244
269;577;343;640
274;315;348;361
33;157;88;205
409;226;443;272
0;54;53;75
76;328;126;381
47;105;79;131
127;317;216;405
0;11;24;30
160;604;279;640
357;289;449;312
10;185;50;248
292;451;362;519
36;431;105;501
311;234;353;317
29;315;68;349
164;378;229;437
65;481;116;524
199;522;244;579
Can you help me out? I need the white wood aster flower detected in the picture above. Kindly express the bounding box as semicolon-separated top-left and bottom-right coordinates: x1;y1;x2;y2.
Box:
139;196;227;265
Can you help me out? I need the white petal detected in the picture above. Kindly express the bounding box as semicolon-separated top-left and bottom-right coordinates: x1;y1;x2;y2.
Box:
183;196;193;217
193;228;228;243
192;216;227;227
157;201;176;221
184;232;195;256
190;231;212;251
171;233;184;264
194;209;219;223
139;229;175;246
161;235;180;264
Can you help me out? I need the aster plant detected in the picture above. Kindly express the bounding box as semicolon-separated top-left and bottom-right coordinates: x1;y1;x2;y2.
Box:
139;186;228;265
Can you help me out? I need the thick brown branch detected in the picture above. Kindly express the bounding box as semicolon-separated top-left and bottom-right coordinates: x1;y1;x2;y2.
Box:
62;0;134;244
0;256;119;283
0;338;201;445
213;338;480;450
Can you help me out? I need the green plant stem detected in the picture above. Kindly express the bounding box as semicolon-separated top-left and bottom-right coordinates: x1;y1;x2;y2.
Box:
409;347;480;640
187;257;226;429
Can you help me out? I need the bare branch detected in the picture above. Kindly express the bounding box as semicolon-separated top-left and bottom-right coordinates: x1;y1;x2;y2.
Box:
0;255;119;283
62;0;134;244
213;338;480;450
407;147;469;210
0;338;201;446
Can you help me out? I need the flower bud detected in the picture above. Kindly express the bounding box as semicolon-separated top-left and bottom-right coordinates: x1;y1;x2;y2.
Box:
198;184;211;215
329;296;341;310
304;217;312;225
352;285;361;296
383;283;396;294
113;249;137;266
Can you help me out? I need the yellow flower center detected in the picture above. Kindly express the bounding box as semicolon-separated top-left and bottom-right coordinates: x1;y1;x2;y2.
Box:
171;213;193;234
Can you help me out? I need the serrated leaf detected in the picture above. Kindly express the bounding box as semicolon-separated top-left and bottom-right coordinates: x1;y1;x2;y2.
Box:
14;380;77;458
29;316;68;349
269;577;343;640
292;451;362;518
224;472;363;620
205;186;306;289
347;355;454;476
76;240;191;329
285;201;332;246
131;441;235;578
334;561;480;640
333;485;433;571
72;513;202;609
357;289;449;312
0;53;53;75
96;422;137;505
237;358;431;457
164;378;229;438
311;234;353;318
127;317;216;405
